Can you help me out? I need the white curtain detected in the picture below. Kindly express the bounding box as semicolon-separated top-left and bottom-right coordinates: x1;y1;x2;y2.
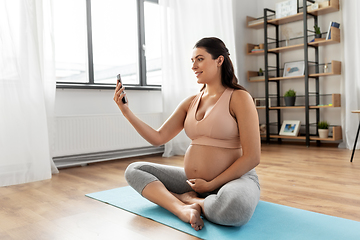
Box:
341;0;360;150
159;0;236;157
0;0;58;187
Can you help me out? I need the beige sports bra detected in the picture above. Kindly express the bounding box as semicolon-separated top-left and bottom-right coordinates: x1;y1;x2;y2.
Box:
184;88;241;149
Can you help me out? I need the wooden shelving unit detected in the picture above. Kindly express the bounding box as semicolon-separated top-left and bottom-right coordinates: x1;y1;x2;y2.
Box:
270;94;340;109
246;0;342;145
261;126;342;141
310;93;341;108
246;43;264;55
246;30;340;56
247;71;265;82
247;61;341;82
310;126;342;141
246;0;339;29
269;75;305;81
309;60;341;77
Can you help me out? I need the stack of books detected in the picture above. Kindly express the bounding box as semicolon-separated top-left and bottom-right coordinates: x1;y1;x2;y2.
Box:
251;49;264;53
326;22;340;40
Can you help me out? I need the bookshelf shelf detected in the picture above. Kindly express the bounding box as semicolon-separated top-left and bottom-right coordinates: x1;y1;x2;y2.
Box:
260;126;342;141
247;32;340;56
247;61;341;82
247;0;339;29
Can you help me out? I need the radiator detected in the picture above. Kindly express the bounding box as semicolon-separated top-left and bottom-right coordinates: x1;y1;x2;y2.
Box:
53;113;163;165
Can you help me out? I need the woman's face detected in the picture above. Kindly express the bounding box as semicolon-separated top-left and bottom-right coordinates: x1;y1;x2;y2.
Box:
191;47;222;84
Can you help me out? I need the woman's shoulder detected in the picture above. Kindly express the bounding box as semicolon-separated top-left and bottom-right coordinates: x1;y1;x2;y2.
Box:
178;93;199;112
230;89;255;111
231;89;253;101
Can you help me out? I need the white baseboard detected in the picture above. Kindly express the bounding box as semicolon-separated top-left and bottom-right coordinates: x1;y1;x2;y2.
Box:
53;146;164;168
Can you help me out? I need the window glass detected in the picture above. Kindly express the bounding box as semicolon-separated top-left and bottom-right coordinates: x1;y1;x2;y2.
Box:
53;0;88;83
91;0;139;85
144;1;162;85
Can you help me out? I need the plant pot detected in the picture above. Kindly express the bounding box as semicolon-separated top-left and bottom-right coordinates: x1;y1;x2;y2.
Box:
284;96;296;106
315;33;322;38
318;129;329;138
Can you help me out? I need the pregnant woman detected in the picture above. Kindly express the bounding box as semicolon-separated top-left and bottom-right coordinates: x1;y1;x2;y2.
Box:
114;37;261;231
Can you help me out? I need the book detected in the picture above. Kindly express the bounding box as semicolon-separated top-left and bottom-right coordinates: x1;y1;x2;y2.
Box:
309;38;325;43
325;22;340;40
251;49;264;52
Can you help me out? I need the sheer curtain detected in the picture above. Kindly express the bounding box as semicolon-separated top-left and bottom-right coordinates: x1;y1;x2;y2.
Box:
341;0;360;150
159;0;236;157
0;0;58;187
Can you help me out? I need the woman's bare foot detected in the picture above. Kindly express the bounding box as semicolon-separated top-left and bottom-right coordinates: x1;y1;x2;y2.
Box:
173;191;205;214
173;191;198;204
178;203;204;231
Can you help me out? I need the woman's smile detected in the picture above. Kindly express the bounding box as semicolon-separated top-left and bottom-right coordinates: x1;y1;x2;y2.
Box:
195;71;203;78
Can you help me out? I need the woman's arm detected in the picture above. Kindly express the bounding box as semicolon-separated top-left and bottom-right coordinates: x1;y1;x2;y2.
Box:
114;83;195;146
187;90;261;193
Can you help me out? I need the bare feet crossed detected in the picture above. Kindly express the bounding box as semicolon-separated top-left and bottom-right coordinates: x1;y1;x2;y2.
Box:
178;203;204;231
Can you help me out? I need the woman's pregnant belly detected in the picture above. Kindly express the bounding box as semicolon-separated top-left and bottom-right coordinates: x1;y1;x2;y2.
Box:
184;144;242;181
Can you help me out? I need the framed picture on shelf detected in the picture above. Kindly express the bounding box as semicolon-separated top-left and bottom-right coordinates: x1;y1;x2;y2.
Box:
254;98;271;108
283;61;305;77
275;0;297;19
279;120;301;136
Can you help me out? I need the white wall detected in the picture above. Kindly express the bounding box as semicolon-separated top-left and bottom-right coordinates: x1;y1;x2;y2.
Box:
241;0;343;133
232;0;259;90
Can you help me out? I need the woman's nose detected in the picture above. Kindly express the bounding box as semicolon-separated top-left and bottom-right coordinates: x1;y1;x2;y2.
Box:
192;62;197;70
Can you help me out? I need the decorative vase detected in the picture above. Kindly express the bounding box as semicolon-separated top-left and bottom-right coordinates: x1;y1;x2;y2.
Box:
285;37;290;46
323;63;329;73
318;129;329;138
284;96;296;106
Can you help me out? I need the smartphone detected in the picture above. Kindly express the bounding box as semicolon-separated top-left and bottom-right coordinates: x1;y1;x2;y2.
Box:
117;74;128;104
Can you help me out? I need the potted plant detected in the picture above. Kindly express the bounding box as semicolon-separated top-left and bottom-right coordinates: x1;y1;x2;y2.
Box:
314;25;322;38
284;89;296;106
258;68;264;76
318;121;329;138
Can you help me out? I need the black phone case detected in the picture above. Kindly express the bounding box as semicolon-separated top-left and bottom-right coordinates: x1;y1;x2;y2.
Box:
117;74;128;104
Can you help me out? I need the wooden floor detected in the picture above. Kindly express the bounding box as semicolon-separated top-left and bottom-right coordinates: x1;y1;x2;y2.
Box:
1;144;360;240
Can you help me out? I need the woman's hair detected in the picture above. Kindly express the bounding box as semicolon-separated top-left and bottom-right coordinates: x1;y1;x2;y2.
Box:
194;37;247;92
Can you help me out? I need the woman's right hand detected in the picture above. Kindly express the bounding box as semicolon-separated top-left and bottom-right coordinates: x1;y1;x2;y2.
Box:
113;82;129;115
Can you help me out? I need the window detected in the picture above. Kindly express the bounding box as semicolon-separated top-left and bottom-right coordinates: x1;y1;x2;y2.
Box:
144;1;162;85
54;0;161;89
53;0;88;83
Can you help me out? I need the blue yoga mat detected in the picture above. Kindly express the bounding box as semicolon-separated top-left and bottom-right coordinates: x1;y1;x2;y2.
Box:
86;186;360;240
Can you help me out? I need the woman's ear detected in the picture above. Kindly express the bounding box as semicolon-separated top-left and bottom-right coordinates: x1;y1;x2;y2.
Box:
217;55;224;67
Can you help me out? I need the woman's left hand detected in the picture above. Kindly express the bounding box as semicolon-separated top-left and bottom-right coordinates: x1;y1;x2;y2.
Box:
186;178;212;193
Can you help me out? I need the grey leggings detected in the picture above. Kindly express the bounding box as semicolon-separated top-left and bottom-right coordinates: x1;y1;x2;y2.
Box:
125;162;260;226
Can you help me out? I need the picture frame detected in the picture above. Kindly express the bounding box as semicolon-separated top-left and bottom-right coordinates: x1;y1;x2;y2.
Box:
276;0;297;19
279;120;301;136
283;61;305;77
254;98;271;108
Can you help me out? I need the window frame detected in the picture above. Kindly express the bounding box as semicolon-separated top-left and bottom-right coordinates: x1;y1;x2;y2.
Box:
56;0;161;90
